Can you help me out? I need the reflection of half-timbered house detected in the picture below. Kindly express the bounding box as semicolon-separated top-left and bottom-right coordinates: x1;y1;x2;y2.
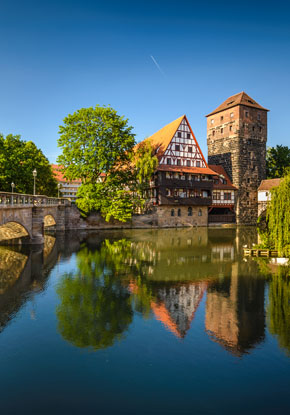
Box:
142;115;218;226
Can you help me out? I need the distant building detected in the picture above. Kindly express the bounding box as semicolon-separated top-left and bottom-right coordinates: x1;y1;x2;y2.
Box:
258;178;282;216
207;92;269;225
52;164;81;201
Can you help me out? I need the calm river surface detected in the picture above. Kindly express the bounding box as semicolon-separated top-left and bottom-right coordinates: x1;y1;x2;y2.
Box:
0;228;289;415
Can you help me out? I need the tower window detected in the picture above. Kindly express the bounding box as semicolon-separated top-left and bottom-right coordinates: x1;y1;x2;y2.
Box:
187;133;190;139
178;208;181;217
187;160;191;167
188;146;192;153
175;144;180;151
257;113;261;120
211;119;214;124
220;116;224;121
177;159;181;166
177;132;181;138
259;127;262;132
247;178;250;183
188;207;192;216
245;111;249;117
229;125;232;131
230;112;234;118
221;128;223;133
252;126;255;131
167;158;171;165
212;130;215;136
246;192;249;197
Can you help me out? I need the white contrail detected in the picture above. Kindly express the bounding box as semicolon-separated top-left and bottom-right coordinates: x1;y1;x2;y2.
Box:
150;55;165;76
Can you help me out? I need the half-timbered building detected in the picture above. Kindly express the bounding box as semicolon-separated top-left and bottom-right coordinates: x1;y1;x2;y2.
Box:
142;115;218;226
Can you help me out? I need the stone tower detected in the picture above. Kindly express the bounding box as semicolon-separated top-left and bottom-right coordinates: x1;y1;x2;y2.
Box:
206;92;268;225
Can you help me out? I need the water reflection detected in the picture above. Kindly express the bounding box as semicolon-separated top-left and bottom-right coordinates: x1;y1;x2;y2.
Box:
0;228;289;357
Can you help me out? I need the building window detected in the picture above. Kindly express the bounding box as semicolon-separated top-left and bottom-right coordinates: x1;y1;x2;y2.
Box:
175;144;180;151
188;146;192;153
221;116;223;121
229;125;232;131
259;127;262;132
247;178;250;183
188;207;192;216
245;111;249;117
167;158;171;165
224;192;231;200
178;208;181;217
211;119;214;124
230;112;234;118
171;209;175;216
196;161;200;167
187;160;190;167
187;133;190;139
166;188;171;196
257;113;261;120
212;130;215;136
252;126;255;131
177;159;181;166
221;128;223;133
198;209;202;216
266;192;269;196
246;192;249;197
177;132;181;138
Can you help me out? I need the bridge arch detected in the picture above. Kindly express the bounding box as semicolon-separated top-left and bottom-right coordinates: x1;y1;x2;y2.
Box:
44;214;56;228
0;221;31;243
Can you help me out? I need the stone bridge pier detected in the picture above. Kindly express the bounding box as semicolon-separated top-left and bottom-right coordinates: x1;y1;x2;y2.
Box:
0;193;75;245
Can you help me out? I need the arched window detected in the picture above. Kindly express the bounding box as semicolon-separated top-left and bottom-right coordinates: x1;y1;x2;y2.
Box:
188;207;192;216
198;209;202;216
171;209;175;217
178;208;181;217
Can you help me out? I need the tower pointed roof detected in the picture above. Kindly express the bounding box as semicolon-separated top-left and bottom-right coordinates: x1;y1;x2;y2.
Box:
206;92;269;117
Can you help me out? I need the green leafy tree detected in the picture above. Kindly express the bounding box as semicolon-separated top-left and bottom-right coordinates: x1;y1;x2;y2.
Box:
266;145;290;178
58;106;157;221
0;134;58;196
266;174;290;256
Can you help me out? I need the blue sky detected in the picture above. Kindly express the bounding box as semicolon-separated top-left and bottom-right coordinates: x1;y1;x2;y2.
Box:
0;0;289;162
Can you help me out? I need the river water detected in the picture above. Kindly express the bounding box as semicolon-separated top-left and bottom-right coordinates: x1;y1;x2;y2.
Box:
0;228;289;415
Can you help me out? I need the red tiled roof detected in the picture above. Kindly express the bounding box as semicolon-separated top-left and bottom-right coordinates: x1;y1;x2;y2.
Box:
158;164;218;175
258;178;282;191
206;92;269;117
51;164;82;184
209;165;237;190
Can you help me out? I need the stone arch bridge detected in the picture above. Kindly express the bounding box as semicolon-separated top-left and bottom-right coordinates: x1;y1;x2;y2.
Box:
0;192;77;244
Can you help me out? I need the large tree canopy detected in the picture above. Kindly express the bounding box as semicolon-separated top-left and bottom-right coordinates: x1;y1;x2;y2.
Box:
266;145;290;178
58;106;157;222
0;134;58;196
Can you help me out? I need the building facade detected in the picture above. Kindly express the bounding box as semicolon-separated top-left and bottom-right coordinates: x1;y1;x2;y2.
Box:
258;178;281;217
143;115;219;226
206;92;268;225
52;164;81;201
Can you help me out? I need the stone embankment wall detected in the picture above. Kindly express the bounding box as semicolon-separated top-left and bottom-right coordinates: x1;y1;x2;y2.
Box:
65;205;208;230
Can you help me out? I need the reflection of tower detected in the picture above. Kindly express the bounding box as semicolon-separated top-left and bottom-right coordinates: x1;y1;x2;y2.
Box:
151;282;207;338
205;263;265;356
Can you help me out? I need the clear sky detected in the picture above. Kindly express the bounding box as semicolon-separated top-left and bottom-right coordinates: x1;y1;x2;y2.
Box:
0;0;289;162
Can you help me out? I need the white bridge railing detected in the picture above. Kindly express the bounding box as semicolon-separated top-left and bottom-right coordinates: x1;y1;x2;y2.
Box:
0;192;71;208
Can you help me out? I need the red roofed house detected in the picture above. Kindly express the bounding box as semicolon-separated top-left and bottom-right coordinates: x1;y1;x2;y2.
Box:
52;164;82;201
141;115;218;226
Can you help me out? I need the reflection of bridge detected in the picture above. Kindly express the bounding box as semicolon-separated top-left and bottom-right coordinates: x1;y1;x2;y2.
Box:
0;192;73;244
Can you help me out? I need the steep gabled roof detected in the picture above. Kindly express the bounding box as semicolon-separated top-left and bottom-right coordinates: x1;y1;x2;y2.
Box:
206;92;269;117
142;115;185;160
258;178;282;191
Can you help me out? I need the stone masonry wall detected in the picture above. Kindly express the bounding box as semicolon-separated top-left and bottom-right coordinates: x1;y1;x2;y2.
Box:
207;105;267;225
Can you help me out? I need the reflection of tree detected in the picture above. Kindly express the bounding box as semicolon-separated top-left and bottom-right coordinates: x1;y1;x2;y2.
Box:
56;246;133;350
267;266;290;356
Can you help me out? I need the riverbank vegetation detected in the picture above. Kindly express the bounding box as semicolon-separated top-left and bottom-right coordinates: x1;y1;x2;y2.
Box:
0;134;58;196
258;173;290;256
58;106;157;222
266;145;290;178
